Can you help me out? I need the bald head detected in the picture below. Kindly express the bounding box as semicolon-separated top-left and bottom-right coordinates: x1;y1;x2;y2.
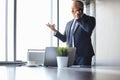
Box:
72;0;84;11
71;0;84;19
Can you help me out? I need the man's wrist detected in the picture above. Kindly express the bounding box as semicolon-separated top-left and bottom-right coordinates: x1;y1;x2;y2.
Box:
53;30;57;35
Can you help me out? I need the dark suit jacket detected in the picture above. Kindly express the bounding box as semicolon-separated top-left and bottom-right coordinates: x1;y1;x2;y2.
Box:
55;14;96;65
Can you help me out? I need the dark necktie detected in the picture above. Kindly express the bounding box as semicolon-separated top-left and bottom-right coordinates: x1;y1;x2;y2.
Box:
68;20;76;47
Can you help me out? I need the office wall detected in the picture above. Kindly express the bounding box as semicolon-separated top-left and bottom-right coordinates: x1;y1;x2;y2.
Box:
96;0;120;66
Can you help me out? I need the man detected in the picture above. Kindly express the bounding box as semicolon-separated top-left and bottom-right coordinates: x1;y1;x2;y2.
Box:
46;0;96;65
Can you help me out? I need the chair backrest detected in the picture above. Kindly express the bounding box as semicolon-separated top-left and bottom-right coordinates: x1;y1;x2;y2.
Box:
27;49;45;66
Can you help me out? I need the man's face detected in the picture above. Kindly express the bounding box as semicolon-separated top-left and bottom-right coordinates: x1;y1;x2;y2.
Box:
71;2;83;19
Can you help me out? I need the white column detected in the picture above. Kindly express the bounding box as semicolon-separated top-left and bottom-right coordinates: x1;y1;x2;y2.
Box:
90;0;96;66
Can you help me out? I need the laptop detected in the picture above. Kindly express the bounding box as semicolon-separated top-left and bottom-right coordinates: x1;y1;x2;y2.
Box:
44;47;76;67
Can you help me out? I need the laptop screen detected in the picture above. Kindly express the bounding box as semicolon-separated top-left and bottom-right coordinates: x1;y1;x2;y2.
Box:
44;47;76;67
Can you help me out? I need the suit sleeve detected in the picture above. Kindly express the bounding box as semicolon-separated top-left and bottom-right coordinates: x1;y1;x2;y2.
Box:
78;16;96;36
54;31;66;42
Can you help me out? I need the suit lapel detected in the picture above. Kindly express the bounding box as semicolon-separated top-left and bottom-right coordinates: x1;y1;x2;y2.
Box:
73;22;79;33
67;20;74;37
73;14;85;33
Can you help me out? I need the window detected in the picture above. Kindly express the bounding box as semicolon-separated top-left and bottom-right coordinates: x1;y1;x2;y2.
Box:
17;0;57;61
1;0;91;62
59;0;73;47
0;0;14;61
0;0;6;61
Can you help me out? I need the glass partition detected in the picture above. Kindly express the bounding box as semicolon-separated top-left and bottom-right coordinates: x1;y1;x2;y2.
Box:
17;0;57;61
59;0;73;47
0;0;6;61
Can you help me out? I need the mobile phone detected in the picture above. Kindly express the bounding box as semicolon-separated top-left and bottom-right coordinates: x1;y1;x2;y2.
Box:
77;8;83;13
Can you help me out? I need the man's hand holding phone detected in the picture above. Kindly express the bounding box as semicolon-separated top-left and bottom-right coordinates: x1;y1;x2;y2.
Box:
74;9;82;19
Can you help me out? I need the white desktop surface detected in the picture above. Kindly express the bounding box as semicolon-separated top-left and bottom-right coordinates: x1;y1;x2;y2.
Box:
0;65;120;80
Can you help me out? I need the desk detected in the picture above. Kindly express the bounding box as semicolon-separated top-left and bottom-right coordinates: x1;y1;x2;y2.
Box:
0;65;120;80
